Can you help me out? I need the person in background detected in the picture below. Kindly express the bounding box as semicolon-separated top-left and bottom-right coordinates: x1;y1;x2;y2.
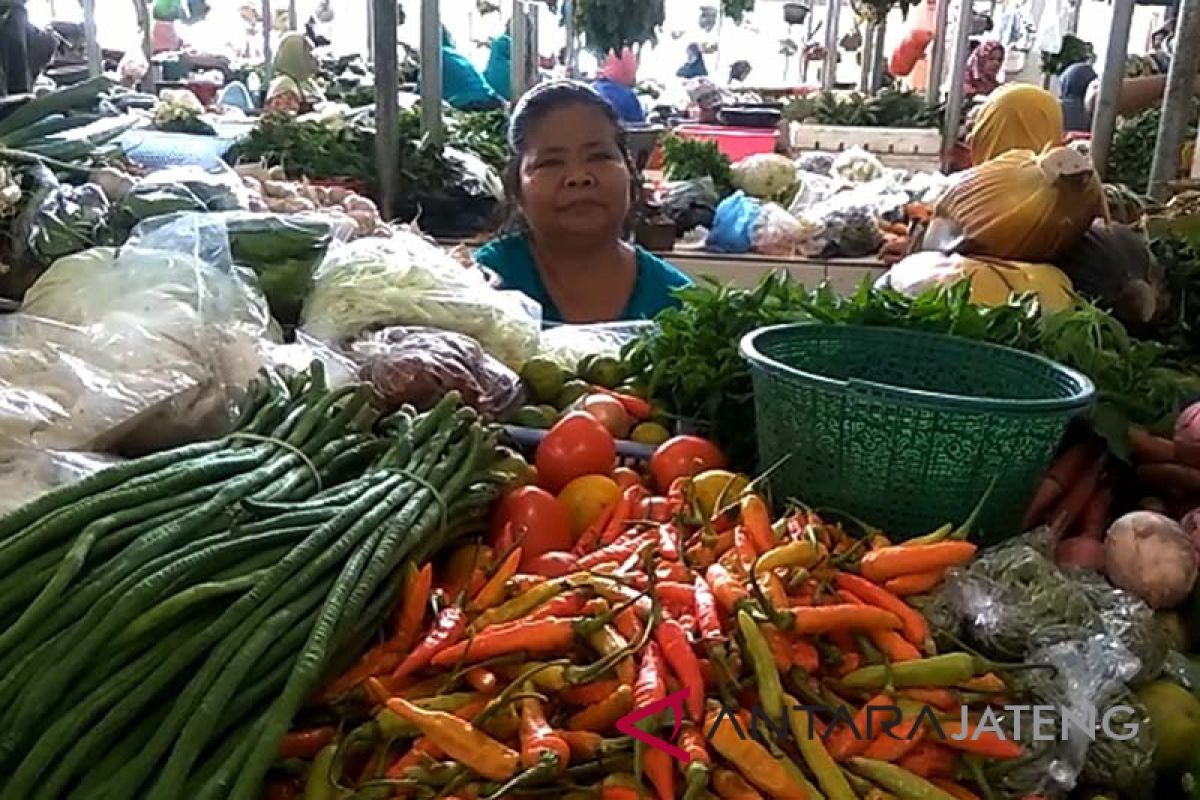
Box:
440;26;504;111
962;39;1005;99
264;75;304;114
475;81;691;323
969;83;1064;164
677;43;708;79
591;48;645;124
483;22;513;101
0;0;59;97
728;60;752;84
273;30;320;96
1059;62;1097;133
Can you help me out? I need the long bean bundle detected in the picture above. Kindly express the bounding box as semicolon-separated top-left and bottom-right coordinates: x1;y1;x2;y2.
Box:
0;365;502;799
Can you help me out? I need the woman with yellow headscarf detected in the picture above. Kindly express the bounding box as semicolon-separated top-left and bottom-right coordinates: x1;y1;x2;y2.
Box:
968;83;1065;164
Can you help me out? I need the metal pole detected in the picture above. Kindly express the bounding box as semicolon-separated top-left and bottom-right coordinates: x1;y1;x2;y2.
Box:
927;0;951;103
288;0;298;29
859;22;875;92
871;18;887;92
136;0;154;92
512;0;531;100
375;0;400;220
261;0;273;86
420;0;444;144
822;0;841;91
1193;125;1200;178
367;1;375;61
941;0;973;167
528;7;541;90
563;0;579;78
1148;0;1200;199
1089;0;1135;177
82;0;101;78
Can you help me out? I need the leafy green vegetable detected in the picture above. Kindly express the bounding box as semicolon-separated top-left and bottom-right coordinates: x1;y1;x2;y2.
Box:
226;112;372;182
783;88;944;129
722;0;756;23
446;109;509;174
660;135;734;198
625;274;1200;470
573;0;665;56
1040;34;1095;76
1108;103;1199;195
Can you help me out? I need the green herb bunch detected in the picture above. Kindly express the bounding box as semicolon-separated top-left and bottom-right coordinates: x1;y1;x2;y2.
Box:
722;0;756;24
228;112;372;181
661;135;735;198
574;0;666;56
1040;34;1095;76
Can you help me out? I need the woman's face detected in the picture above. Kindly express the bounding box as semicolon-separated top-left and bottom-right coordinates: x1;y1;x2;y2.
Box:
517;104;631;241
983;48;1004;77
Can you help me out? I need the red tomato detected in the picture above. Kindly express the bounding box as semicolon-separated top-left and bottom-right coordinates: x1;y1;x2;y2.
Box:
612;467;644;491
649;436;727;491
535;412;617;492
492;486;573;569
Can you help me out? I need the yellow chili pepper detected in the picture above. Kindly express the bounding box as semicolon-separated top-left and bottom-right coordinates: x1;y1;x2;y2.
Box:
384;697;520;782
756;540;825;573
472;578;568;631
704;703;809;799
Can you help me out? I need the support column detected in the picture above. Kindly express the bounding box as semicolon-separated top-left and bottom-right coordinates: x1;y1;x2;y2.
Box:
1148;0;1200;199
1089;0;1136;177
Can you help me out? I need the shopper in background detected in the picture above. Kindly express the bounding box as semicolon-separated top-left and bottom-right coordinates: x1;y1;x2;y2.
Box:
969;83;1064;164
1059;62;1097;133
440;26;504;111
591;48;645;124
962;39;1005;99
271;29;324;108
475;81;690;323
677;43;709;79
484;22;513;101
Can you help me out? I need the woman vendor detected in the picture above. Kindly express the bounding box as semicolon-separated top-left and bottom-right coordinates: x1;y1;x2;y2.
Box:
963;40;1005;99
591;48;646;124
265;30;323;113
441;27;505;111
475;81;691;323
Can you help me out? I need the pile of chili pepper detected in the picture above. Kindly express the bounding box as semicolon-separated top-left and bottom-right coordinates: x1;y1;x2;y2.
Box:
271;472;1037;800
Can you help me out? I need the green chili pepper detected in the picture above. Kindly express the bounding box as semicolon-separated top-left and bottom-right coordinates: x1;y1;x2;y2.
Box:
848;758;960;800
840;653;1052;692
784;693;856;800
304;743;350;800
737;609;785;724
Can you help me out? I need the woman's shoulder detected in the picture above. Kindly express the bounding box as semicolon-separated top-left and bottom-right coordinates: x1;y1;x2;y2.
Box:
626;247;692;318
635;247;693;289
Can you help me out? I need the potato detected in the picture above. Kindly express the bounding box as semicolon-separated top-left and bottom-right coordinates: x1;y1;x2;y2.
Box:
1105;511;1199;608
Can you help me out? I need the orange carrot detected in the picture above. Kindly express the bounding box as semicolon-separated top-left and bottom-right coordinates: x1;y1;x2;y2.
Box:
859;542;978;584
740;494;777;553
789;605;901;635
1023;441;1096;526
936;720;1023;759
835;573;931;650
1047;453;1105;537
884;570;945;597
896;742;957;778
931;779;983;800
1078;482;1112;542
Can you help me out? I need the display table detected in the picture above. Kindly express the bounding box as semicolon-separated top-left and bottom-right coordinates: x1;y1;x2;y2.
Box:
658;249;887;291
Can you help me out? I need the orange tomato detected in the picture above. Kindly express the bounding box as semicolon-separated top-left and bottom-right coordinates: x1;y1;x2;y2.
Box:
557;475;621;538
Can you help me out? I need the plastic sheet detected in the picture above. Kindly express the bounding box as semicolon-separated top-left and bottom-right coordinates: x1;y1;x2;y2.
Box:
12;165;111;272
302;233;541;370
536;322;654;371
0;449;122;515
349;327;521;419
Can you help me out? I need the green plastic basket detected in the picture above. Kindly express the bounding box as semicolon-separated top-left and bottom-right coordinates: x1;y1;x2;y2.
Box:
739;324;1094;541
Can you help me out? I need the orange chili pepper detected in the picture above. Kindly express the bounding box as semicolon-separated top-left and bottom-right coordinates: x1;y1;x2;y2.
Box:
740;494;777;553
834;573;931;651
566;684;634;732
884;569;946;597
470;547;522;611
826;693;893;761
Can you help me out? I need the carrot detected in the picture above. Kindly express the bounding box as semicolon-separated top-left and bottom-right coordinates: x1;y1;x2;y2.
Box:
1047;452;1106;536
559;680;622;706
859;542;978;584
790;605;901;635
936;720;1023;759
430;617;576;667
835;574;931;650
826;693;893;760
1128;427;1176;464
896;742;957;778
470;547;522;612
792;639;820;673
740;494;777;553
1136;463;1200;497
566;684;634;732
1023;441;1096;526
931;779;983;800
1079;483;1112;542
883;569;945;596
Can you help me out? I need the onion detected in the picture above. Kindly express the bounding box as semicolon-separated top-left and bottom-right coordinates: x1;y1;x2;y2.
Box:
1176;402;1200;468
1055;536;1107;572
1105;511;1199;609
577;393;631;439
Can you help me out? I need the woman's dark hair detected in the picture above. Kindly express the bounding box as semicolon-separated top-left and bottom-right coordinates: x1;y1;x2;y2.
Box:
499;80;639;233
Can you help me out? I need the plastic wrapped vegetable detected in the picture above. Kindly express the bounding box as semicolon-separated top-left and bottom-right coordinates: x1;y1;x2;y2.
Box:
658;178;720;235
795;151;835;176
349;327;521;418
302;233;540;369
880;251;1075;313
731;153;798;202
831;146;884;183
786;170;840;214
1056;221;1164;327
12;165;111;271
929;146;1107;262
750;202;808;256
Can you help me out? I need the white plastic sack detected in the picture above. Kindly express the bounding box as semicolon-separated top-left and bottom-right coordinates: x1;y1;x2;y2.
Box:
302;232;541;370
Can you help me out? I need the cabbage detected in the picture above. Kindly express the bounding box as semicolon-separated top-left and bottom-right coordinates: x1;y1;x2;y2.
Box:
302;233;540;369
731;154;799;203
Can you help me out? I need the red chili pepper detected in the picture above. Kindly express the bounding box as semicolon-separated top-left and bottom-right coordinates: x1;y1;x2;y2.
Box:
598;487;638;546
639;496;674;523
560;680;623;706
574;499;618;556
528;591;586;621
705;564;749;614
614;606;644;643
654;618;704;721
577;530;656;570
732;525;758;573
390;606;467;684
692;576;724;644
277;726;335;760
592;386;653;421
391;563;434;648
657;524;681;561
791;639;819;673
519;688;571;769
634;640;668;709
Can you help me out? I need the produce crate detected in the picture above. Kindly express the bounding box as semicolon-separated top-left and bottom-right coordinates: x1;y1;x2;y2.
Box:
741;323;1094;540
788;122;943;170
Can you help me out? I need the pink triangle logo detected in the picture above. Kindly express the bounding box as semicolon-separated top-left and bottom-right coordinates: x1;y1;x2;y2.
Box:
615;686;692;764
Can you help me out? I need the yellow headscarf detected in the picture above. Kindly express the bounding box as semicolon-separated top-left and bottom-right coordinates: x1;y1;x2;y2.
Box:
969;84;1064;165
273;32;318;84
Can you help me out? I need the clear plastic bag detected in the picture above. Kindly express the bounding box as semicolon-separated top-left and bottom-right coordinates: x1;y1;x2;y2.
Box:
751;202;810;256
0;448;122;515
658;179;719;235
536;322;654;371
302;233;541;370
787;170;841;214
349;327;521;419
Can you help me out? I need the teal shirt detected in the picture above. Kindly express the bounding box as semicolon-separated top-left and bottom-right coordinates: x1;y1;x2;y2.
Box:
483;33;512;101
476;234;692;323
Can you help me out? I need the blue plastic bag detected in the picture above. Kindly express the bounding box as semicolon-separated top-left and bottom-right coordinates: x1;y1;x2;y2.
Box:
706;191;761;254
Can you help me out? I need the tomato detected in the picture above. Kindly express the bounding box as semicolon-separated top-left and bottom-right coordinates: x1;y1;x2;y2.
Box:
649;436;727;491
578;394;632;439
492;486;573;569
557;475;621;537
536;412;617;492
612;467;644;491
